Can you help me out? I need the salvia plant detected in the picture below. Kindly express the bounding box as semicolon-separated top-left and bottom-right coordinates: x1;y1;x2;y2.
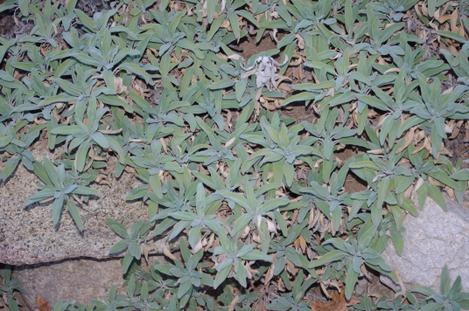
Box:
0;267;22;311
0;0;468;309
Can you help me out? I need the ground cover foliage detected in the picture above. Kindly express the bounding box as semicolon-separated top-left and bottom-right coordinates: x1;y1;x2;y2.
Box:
1;0;469;309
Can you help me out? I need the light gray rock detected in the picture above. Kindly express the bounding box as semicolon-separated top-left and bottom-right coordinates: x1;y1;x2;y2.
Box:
383;196;469;291
0;165;148;265
13;258;124;306
12;254;165;307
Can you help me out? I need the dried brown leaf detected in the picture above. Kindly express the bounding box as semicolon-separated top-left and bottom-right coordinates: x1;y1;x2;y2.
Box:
311;290;346;311
36;295;51;311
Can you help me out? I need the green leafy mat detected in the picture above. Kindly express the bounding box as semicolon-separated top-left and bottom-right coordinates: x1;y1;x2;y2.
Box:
1;0;468;309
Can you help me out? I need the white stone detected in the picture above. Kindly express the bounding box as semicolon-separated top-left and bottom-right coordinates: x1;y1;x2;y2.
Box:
383;196;469;291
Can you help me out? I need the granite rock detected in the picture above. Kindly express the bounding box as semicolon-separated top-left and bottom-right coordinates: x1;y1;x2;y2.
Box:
13;258;124;307
383;196;469;291
0;165;147;265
